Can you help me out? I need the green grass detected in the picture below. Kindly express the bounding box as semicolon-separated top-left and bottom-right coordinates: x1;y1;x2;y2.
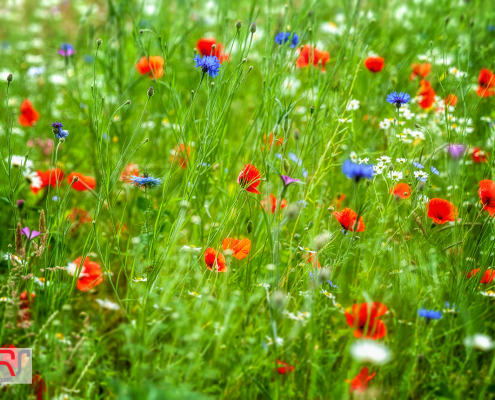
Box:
1;0;495;398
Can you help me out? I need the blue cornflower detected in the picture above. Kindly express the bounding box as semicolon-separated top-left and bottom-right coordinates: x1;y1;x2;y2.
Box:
194;55;221;78
341;159;374;182
413;162;424;169
51;121;69;140
130;175;161;189
418;309;442;320
274;32;299;48
430;166;439;175
386;91;411;108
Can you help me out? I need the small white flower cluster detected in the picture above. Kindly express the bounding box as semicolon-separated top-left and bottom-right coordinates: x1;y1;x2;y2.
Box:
284;310;311;324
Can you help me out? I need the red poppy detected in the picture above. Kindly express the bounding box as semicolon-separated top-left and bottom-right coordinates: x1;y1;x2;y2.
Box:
18;100;40;127
120;163;139;182
333;208;365;232
296;45;330;71
345;302;387;340
349;367;375;393
445;94;457;107
410;63;431;80
418;80;436;109
467;268;495;284
274;360;295;374
479;180;495;216
261;132;283;151
237;164;261;194
72;256;103;292
19;291;35;322
204;248;227;272
390;183;412;199
261;193;287;214
476;69;495;97
32;373;47;400
136;56;164;79
196;38;229;63
306;253;321;269
222;238;251;260
426;198;457;224
364;56;385;73
67;172;96;191
471;147;488;163
170;144;190;169
30;168;64;194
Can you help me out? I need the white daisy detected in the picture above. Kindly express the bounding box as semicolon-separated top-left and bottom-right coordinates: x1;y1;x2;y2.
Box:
96;298;120;310
350;340;392;365
464;334;494;351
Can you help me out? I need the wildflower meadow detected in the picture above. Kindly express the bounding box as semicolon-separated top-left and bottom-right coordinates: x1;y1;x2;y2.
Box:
2;0;495;398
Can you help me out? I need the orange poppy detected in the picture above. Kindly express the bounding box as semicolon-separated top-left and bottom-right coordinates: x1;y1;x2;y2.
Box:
296;45;330;71
261;193;287;214
274;360;295;374
196;38;229;63
333;208;365;232
136;56;164;79
471;147;488;163
237;164;261;194
445;94;457;107
68;172;97;191
410;62;431;80
467;268;495;284
345;302;387;340
261;132;283;151
479;180;495;216
418;80;436;109
390;183;412;199
204;248;227;272
349;367;375;393
30;168;64;194
222;238;251;260
120;163;140;182
170;144;190;169
476;69;495;97
426;198;457;224
72;256;103;292
19;100;39;127
364;56;385;73
306;253;321;269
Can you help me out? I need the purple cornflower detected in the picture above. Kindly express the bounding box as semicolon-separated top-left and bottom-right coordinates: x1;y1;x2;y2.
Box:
194;55;221;78
58;43;75;57
341;159;374;182
386;91;411;108
281;175;300;186
21;227;40;240
52;122;69;140
274;32;299;48
418;309;442;320
448;144;465;159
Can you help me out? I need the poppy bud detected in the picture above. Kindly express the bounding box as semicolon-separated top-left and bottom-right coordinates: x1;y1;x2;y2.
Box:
144;138;149;142
246;220;253;233
250;23;257;34
310;105;315;114
96;38;103;46
126;100;131;105
388;164;394;170
72;176;79;183
465;202;473;213
242;58;247;63
139;29;144;34
327;206;334;213
305;221;314;231
211;44;217;51
294;129;300;141
248;66;253;71
147;86;154;97
414;123;421;128
7;73;13;83
236;20;242;30
283;159;290;172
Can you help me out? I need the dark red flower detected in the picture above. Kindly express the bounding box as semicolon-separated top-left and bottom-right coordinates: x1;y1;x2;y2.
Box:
72;257;103;292
196;38;229;63
467;268;495;284
333;208;365;232
19;291;35;322
479;180;495;216
345;302;387;340
390;183;412;199
477;69;495;97
32;373;47;400
364;56;385;73
296;45;330;71
136;56;164;79
19;100;40;127
261;193;287;214
410;63;431;80
68;172;96;191
204;248;227;272
237;164;261;194
471;147;488;163
349;367;375;393
274;360;295;374
426;198;457;224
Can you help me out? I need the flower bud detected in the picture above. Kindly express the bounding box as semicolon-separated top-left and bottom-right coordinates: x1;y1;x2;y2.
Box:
414;123;420;128
388;163;394;171
283;159;290;172
7;74;13;83
147;86;154;97
16;199;25;210
96;38;103;46
327;206;334;213
293;129;300;141
72;176;79;183
236;20;242;30
139;29;144;34
250;23;257;33
125;100;131;105
310;105;315;114
246;220;253;233
242;58;247;63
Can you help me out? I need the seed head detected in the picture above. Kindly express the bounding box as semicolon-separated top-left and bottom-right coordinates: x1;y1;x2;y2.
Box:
250;23;257;34
235;20;242;30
